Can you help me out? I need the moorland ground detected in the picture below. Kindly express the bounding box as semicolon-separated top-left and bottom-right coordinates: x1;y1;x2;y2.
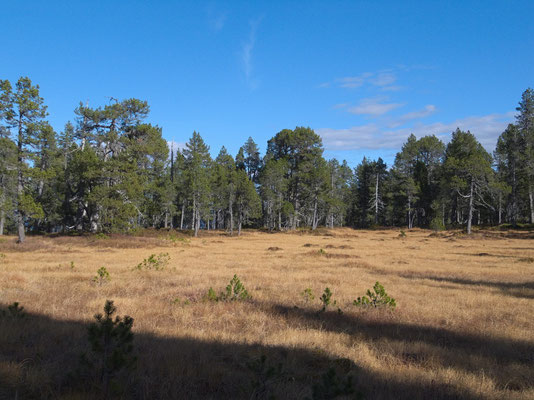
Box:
0;228;533;399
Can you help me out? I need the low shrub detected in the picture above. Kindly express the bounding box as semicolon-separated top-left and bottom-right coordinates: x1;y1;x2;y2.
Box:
353;281;396;308
135;253;170;270
93;267;110;286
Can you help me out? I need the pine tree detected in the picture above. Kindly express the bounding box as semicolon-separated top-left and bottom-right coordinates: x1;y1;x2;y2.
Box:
0;77;48;242
183;131;211;237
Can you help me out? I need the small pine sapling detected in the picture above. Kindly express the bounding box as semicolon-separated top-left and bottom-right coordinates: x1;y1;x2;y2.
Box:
309;368;360;400
135;253;170;270
247;354;283;399
222;274;251;301
1;302;26;319
301;288;315;304
93;267;110;286
353;281;396;309
82;300;136;399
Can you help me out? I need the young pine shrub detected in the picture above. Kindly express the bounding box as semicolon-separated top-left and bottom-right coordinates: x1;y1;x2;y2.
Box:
353;281;396;309
80;300;136;399
135;253;170;271
301;288;315;304
309;368;361;400
247;354;283;400
223;274;251;301
93;267;110;286
320;287;340;312
1;302;26;319
206;275;251;302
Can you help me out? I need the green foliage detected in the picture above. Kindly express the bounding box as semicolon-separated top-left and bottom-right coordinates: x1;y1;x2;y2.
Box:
93;267;110;286
223;274;251;301
429;217;445;232
309;368;360;400
353;281;396;309
320;287;337;311
1;302;26;319
81;300;135;398
247;354;283;400
135;252;169;270
94;233;110;240
0;253;5;263
206;275;251;302
399;230;406;238
70;261;76;270
205;287;219;302
318;248;326;255
301;288;315;304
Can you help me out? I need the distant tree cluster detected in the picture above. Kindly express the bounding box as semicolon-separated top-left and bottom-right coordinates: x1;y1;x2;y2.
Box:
0;77;533;242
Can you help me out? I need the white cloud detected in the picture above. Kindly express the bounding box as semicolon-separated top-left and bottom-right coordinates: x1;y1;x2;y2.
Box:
347;97;404;116
317;111;514;152
241;18;262;89
167;140;186;157
323;70;398;90
389;104;437;127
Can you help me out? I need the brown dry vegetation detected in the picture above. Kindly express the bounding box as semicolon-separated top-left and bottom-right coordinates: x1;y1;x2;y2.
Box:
0;228;533;399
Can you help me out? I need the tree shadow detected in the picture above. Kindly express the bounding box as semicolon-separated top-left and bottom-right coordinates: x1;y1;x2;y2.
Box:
0;305;490;400
262;302;534;394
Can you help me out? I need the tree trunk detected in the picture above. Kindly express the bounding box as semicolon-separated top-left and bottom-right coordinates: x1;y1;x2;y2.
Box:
312;197;318;230
192;197;196;232
229;198;234;236
0;209;4;236
407;195;412;229
194;208;200;237
180;203;185;229
498;193;502;225
374;174;379;225
529;185;534;224
467;179;474;235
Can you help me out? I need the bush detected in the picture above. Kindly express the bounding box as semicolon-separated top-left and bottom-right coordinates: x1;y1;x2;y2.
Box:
353;281;396;309
1;302;26;319
247;354;283;399
135;253;170;270
320;287;338;312
93;266;110;286
430;217;445;232
309;368;360;400
81;300;136;398
206;275;251;302
399;230;406;238
301;288;315;304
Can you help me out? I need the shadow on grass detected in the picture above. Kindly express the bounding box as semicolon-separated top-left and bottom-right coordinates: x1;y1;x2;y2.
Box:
262;302;534;393
0;305;490;400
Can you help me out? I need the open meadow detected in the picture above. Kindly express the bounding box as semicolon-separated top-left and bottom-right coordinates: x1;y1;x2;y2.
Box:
1;228;533;399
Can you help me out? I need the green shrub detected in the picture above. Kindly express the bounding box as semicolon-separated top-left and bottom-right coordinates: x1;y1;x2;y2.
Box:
223;274;250;301
320;287;335;311
309;368;360;400
318;248;326;255
135;253;170;270
81;300;135;398
301;288;315;304
353;281;396;308
94;233;110;240
1;302;26;319
205;287;219;302
429;217;445;232
0;253;6;263
206;275;251;302
247;354;283;399
93;267;110;286
399;230;406;238
70;261;76;270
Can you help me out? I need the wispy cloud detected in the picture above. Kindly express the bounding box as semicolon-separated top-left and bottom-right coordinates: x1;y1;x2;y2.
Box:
317;111;514;152
345;97;404;116
206;4;227;31
388;104;437;127
241;18;262;89
323;70;399;90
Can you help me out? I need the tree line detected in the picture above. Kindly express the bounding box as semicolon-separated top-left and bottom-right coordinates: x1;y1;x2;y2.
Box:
0;77;533;242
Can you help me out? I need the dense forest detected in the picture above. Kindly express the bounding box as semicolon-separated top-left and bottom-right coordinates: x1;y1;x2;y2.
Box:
0;77;533;242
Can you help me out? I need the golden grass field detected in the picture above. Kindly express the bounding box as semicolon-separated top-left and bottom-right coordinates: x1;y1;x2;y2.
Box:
0;228;533;399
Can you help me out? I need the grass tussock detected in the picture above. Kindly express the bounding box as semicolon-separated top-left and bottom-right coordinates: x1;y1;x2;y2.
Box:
0;227;533;399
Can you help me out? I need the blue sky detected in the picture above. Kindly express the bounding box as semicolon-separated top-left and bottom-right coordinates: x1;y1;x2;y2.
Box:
2;1;533;166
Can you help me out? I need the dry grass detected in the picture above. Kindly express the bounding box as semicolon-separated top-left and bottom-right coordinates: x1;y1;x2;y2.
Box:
1;228;533;399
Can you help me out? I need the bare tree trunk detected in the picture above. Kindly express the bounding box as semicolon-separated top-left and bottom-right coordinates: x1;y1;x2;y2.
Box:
180;203;185;229
194;208;200;237
312;197;318;230
229;198;234;235
407;196;412;229
498;193;502;225
374;174;379;224
529;185;534;224
467;179;474;235
0;209;4;236
278;192;282;230
192;197;196;232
